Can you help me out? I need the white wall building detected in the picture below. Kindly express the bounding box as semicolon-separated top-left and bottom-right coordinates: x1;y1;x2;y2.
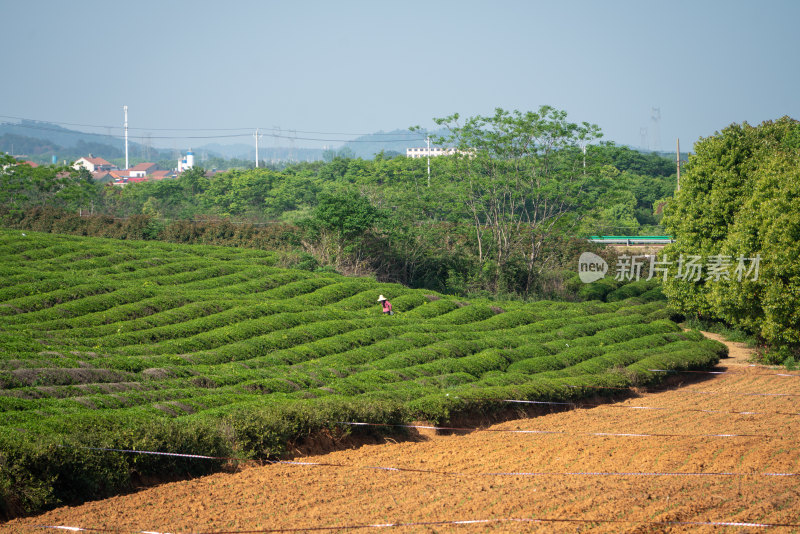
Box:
73;155;116;173
406;146;457;158
128;162;158;178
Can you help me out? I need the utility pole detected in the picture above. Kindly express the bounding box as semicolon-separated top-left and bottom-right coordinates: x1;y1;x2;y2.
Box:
426;135;431;187
123;105;129;170
254;128;262;168
581;142;587;174
676;138;681;192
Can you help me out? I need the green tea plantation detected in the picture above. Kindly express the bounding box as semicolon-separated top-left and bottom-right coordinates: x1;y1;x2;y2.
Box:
0;229;726;518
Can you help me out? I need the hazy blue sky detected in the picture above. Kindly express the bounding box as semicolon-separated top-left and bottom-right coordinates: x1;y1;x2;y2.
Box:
2;0;798;151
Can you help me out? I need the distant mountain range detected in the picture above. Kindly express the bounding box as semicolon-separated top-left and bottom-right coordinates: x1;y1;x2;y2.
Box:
340;129;438;159
0;120;126;150
1;120;451;164
0;120;169;164
193;142;326;162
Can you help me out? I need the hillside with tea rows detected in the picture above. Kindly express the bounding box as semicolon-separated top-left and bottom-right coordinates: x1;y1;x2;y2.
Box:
0;229;726;518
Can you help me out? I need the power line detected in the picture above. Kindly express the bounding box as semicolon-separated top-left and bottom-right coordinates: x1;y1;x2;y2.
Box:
1;121;427;143
0;114;428;139
0;121;252;140
0;114;253;132
268;133;426;143
271;128;424;137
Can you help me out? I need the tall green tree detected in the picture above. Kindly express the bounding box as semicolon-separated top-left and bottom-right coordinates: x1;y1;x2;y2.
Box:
200;168;277;217
432;106;603;293
0;157;100;214
663;116;800;348
54;166;100;213
306;190;379;273
0;155;34;212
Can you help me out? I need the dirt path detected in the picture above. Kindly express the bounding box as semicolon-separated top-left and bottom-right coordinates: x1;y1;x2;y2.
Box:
8;334;800;533
699;331;756;365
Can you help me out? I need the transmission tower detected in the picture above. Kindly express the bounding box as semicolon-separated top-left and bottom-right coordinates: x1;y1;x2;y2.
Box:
274;126;283;161
650;107;661;152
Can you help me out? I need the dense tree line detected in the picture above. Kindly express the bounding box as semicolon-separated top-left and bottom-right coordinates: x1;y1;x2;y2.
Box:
2;107;677;297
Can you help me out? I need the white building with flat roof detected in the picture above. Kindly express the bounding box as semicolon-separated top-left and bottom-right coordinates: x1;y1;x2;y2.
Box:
406;146;457;158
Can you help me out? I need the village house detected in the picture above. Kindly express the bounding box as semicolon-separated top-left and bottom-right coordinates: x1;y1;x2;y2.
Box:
71;151;190;187
128;162;159;177
72;154;117;173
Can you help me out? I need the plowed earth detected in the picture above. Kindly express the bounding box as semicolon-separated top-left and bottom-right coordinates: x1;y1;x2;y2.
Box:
7;333;800;533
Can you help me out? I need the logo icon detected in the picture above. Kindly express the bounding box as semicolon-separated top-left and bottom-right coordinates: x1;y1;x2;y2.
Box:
578;252;608;283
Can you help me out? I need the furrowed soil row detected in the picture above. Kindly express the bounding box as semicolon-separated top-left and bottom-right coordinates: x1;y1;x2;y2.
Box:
9;339;800;533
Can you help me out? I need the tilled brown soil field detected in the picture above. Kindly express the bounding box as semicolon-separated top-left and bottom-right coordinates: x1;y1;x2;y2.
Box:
6;334;800;533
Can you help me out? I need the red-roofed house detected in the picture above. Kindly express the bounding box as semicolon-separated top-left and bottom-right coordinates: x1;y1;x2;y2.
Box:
92;170;113;182
110;166;175;186
73;155;116;173
2;159;39;171
128;162;159;177
149;170;171;180
110;170;131;186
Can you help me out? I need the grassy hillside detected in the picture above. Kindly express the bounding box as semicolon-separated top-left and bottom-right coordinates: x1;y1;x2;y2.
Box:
0;229;726;518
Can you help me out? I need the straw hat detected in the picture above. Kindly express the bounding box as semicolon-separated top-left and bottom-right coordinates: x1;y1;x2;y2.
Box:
377;295;386;302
